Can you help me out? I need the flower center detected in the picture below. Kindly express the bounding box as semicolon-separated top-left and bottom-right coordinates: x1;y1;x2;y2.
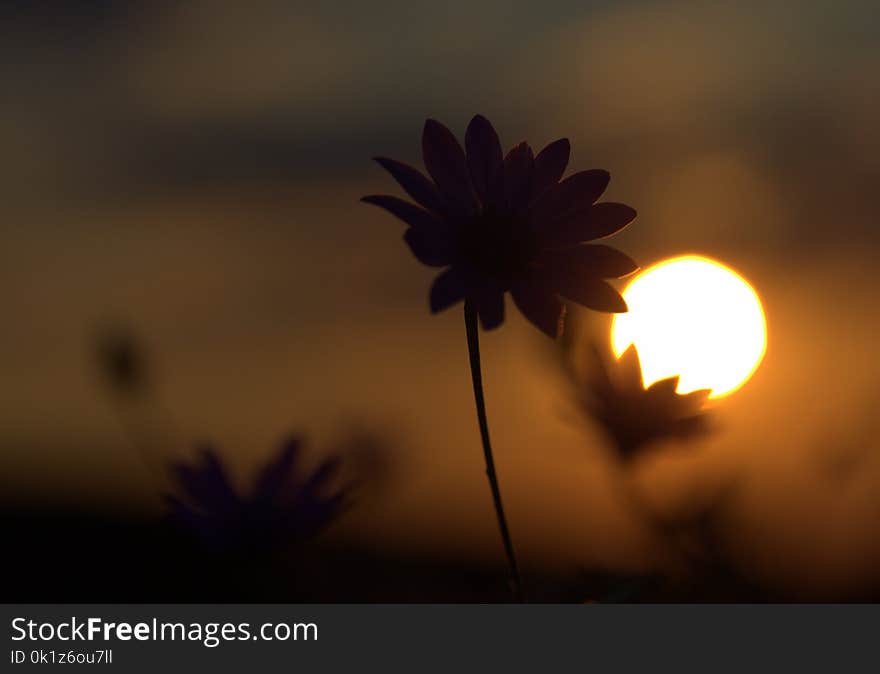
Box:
457;210;538;283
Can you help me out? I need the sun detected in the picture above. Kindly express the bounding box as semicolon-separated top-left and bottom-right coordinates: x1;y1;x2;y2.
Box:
611;255;767;398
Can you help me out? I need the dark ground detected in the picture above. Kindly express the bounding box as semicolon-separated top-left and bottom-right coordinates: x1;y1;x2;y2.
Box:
9;505;867;603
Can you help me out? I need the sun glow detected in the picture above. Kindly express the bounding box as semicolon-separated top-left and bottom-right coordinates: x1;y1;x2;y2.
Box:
611;255;767;398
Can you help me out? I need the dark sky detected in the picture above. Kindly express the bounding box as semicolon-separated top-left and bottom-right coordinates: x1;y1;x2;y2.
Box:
1;0;879;595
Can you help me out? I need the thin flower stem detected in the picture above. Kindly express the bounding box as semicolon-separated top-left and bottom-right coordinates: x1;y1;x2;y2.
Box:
464;300;524;602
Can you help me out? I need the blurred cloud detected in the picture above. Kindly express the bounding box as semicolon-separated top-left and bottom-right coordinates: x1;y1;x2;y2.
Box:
123;3;360;122
524;2;785;139
641;150;793;249
519;0;877;138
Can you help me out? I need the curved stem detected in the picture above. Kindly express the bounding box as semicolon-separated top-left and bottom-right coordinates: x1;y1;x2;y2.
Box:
464;300;524;602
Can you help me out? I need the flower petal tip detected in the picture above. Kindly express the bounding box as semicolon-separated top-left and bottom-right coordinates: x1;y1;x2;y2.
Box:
614;204;637;222
610;295;629;313
371;156;395;171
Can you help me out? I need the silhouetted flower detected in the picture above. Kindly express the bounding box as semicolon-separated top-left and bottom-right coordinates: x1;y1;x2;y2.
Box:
95;325;148;398
363;115;638;336
166;436;348;553
583;344;710;459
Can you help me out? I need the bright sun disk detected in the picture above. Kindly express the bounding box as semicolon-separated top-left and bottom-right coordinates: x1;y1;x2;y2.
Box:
611;255;767;398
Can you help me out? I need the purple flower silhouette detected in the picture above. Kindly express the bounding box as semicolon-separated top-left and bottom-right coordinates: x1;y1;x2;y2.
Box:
166;436;348;553
585;345;711;459
363;115;638;336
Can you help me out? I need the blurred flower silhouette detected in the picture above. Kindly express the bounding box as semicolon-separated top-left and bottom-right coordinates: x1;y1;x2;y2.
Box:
93;322;175;478
363;115;638;336
166;436;349;554
582;344;711;459
95;325;149;399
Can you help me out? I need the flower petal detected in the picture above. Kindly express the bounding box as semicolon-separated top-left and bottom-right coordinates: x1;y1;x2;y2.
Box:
541;202;637;247
465;115;503;207
588;343;615;396
531;138;570;199
679;389;712;414
253;436;302;501
542;244;638;279
474;286;505;330
290;455;349;533
301;455;344;495
404;228;452;267
530;169;610;224
647;376;681;397
618;344;644;390
422;119;477;215
174;448;239;513
372;157;448;216
503;142;534;214
429;267;468;313
512;282;565;338
553;276;628;313
361;195;446;231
